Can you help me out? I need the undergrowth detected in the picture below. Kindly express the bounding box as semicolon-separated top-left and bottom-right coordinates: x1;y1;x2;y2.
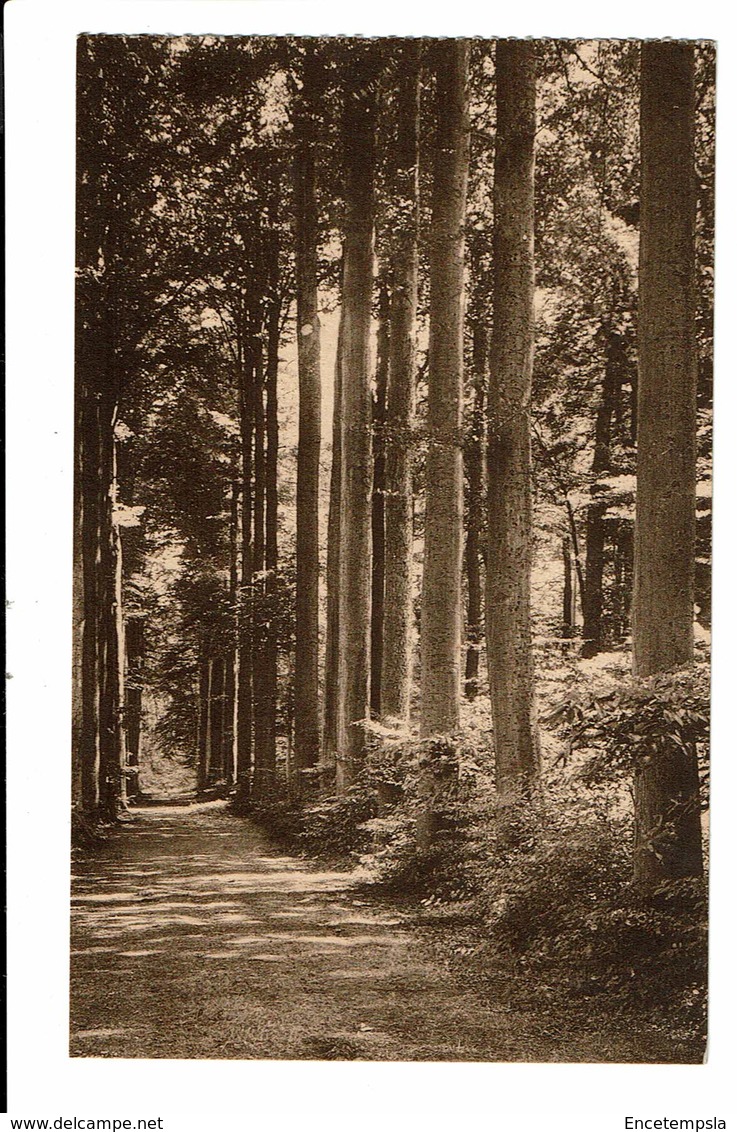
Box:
252;666;709;1053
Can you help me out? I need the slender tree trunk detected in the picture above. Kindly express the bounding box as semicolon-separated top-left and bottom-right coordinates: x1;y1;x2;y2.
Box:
562;537;575;638
382;41;421;724
223;470;240;787
197;656;212;794
371;277;390;715
125;617;144;800
235;335;254;809
259;291;280;794
72;396;85;815
464;323;487;700
633;42;702;889
322;313;344;776
582;329;621;657
98;408;123;821
211;656;226;780
485;40;540;801
294;47;323;782
79;392;102;819
111;479;128;809
416;41;469;851
252;345;271;800
420;39;469;739
336;50;380;789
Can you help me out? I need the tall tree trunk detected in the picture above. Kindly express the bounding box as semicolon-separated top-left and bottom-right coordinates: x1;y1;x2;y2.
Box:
252;345;271;799
417;41;469;851
336;50;380;789
98;410;123;821
197;656;212;794
79;391;102;820
633;42;702;889
223;470;240;788
464;322;487;700
260;291;280;794
235;333;254;810
209;656;225;780
562;537;575;638
322;313;344;776
125;617;144;800
72;396;86;815
293;46;323;783
381;40;421;724
420;39;469;739
371;277;390;715
485;40;540;801
581;329;622;657
111;474;128;809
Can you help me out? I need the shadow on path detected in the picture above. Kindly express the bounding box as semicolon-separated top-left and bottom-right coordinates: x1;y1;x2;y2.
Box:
70;800;673;1062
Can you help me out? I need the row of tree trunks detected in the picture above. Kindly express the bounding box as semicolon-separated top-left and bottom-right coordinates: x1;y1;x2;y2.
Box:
197;654;234;791
226;291;284;806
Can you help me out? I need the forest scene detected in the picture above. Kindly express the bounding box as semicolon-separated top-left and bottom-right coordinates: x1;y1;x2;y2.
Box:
71;36;714;1065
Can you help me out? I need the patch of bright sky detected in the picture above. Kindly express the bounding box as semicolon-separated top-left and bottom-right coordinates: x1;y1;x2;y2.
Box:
260;70;290;137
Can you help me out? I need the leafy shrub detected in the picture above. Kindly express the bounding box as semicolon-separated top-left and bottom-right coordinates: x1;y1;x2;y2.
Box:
548;662;710;793
299;783;378;859
456;788;707;1040
249;796;305;848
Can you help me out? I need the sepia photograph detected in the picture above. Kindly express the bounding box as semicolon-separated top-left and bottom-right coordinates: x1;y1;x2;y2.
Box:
68;33;714;1068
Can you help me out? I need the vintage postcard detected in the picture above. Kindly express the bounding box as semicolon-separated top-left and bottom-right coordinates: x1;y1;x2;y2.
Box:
5;3;734;1130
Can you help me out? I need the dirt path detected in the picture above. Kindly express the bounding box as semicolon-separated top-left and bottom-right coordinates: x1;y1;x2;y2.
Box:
70;801;672;1062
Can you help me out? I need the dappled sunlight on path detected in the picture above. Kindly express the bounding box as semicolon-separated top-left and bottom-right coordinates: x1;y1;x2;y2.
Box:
70;800;665;1062
70;801;522;1061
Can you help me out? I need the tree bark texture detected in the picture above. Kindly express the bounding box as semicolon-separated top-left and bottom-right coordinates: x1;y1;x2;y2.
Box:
197;657;212;794
254;292;281;795
420;40;470;738
562;537;575;638
125;617;144;800
381;41;421;723
223;471;240;787
78;391;103;819
485;40;541;798
634;42;698;677
336;51;380;787
322;313;344;775
633;41;702;889
465;323;487;700
294;47;324;779
371;277;390;715
235;336;254;808
252;345;272;799
582;329;625;656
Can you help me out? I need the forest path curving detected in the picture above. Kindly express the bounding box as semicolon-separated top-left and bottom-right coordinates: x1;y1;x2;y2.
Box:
70;801;669;1062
